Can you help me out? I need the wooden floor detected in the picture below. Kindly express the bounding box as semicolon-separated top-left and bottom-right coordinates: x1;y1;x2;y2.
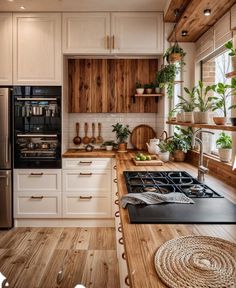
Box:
0;227;119;288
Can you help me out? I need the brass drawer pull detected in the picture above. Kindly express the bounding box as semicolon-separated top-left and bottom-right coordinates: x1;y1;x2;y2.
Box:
122;252;126;260
106;35;110;49
113;178;117;183
79;196;92;200
79;172;92;176
113;165;117;170
115;211;120;218
114;199;119;205
112;35;115;49
118;237;124;245
115;192;118;196
118;226;122;233
79;161;92;164
125;275;130;286
30;196;43;200
30;172;43;176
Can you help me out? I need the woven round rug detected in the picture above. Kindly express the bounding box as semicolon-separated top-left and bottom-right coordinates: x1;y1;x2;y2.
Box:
154;235;236;288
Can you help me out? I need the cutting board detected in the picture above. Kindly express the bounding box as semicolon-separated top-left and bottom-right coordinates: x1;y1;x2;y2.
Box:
132;155;163;166
131;125;156;150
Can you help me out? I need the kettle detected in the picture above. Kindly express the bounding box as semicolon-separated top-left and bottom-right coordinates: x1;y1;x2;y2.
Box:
146;138;160;154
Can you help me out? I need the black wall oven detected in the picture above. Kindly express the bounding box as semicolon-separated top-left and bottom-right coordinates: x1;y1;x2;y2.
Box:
13;86;61;169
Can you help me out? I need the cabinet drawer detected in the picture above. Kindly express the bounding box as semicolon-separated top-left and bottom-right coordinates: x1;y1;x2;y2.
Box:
63;170;111;193
63;194;111;218
14;193;61;218
14;169;61;192
62;158;111;170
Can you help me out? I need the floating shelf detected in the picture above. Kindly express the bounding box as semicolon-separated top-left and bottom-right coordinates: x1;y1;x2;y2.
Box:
166;121;236;132
132;93;164;103
226;71;236;78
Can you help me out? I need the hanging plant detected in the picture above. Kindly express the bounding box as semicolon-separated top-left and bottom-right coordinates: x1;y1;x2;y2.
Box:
163;43;186;66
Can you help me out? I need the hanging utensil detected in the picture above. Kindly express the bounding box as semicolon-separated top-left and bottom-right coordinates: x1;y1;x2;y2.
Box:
90;122;96;144
96;122;103;144
73;122;81;145
82;122;90;144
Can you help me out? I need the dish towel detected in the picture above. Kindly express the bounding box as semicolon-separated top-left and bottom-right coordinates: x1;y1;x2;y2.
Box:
121;192;194;208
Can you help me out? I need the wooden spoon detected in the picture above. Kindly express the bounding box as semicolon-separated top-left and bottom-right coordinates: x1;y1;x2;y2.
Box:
73;122;81;145
96;122;103;144
82;122;90;144
90;122;96;144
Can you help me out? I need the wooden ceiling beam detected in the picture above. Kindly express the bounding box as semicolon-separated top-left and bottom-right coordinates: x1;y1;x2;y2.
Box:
164;0;191;22
167;0;236;42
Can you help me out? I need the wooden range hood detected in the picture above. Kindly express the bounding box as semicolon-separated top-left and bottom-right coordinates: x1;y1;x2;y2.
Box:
165;0;236;42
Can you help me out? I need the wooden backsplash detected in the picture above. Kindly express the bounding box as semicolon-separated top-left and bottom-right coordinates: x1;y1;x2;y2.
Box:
68;59;159;113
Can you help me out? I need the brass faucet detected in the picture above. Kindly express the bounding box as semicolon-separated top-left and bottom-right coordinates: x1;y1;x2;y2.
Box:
192;129;214;182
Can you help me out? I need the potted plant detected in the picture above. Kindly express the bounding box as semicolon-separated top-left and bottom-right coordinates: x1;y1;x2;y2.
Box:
168;129;191;162
156;64;180;98
157;140;172;162
225;41;236;70
112;123;131;152
163;43;186;65
136;81;144;95
154;83;161;94
144;83;153;94
194;81;213;124
216;132;232;163
102;140;115;151
210;80;236;125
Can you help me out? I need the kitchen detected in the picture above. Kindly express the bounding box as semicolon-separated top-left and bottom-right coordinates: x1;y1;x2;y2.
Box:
0;0;236;287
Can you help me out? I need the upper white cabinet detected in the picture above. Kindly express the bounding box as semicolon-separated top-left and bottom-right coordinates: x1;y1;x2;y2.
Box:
63;13;110;54
62;12;163;55
13;13;62;85
111;12;163;54
0;13;12;85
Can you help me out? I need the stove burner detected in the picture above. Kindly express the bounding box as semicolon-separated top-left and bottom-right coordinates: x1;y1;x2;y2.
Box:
154;178;169;185
190;185;204;193
143;187;157;192
171;178;193;185
157;185;176;194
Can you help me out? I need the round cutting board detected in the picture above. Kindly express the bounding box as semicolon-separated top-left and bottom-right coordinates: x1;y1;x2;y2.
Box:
131;125;156;150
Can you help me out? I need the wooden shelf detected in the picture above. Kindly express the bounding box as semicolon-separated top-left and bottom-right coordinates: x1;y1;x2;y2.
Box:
226;71;236;78
166;121;236;132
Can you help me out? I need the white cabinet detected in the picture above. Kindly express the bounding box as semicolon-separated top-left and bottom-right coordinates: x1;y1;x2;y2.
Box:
111;12;163;54
62;158;112;218
63;13;110;54
62;12;163;55
0;13;12;85
14;169;62;218
13;13;62;85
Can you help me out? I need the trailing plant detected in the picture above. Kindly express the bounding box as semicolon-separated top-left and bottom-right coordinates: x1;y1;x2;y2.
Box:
112;123;131;144
225;41;236;57
216;132;232;149
210;79;236;117
195;80;213;112
177;86;197;112
163;43;186;66
156;64;180;98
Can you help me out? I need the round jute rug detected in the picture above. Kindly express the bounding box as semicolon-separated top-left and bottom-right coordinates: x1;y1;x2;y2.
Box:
154;235;236;288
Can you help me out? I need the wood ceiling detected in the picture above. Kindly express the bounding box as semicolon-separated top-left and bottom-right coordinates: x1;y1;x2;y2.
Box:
165;0;236;42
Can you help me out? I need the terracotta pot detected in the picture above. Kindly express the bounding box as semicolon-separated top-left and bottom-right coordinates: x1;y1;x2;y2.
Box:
136;88;144;95
173;150;186;162
193;111;209;124
213;117;227;125
183;112;194;123
118;142;127;152
176;111;184;122
169;53;182;63
218;148;232;163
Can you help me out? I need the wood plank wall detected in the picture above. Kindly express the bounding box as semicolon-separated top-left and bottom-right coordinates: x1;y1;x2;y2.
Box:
68;59;159;113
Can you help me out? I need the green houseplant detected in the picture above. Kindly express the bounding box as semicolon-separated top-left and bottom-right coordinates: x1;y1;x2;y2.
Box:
112;123;131;152
163;43;186;65
144;83;153;94
102;140;116;151
136;81;144;95
216;132;232;162
157;140;172;162
225;40;236;70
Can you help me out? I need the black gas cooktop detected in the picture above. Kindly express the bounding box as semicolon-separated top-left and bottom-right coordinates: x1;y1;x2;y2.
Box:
123;171;236;224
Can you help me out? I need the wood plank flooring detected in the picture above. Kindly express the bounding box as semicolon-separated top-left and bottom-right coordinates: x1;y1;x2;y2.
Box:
0;227;119;288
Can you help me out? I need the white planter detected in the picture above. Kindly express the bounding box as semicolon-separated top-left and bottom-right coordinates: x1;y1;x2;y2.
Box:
183;112;194;123
218;148;232;163
176;111;184;122
158;151;170;162
136;88;144;95
155;87;161;94
105;145;113;151
193;111;209;124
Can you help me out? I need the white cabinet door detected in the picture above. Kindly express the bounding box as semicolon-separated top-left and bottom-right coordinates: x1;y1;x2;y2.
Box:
13;13;62;85
63;13;110;54
0;13;12;85
111;12;163;54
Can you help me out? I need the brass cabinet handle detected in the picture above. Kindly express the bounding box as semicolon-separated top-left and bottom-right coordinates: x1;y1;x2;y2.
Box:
125;275;130;286
112;35;115;49
122;252;126;260
113;165;117;170
30;196;44;200
118;226;122;233
118;237;124;245
30;173;43;176
115;192;118;196
79;196;92;200
113;178;117;183
106;35;110;49
79;172;92;176
79;161;92;164
114;199;119;205
115;211;120;218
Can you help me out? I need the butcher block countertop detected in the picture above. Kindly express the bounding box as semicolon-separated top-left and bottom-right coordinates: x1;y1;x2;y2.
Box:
63;149;236;288
62;149;116;158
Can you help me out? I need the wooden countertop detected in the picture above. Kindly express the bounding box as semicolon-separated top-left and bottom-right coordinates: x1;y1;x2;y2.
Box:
62;149;116;158
115;151;236;288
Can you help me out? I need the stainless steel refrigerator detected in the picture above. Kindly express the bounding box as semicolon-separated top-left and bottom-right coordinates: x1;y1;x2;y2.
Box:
0;87;12;228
